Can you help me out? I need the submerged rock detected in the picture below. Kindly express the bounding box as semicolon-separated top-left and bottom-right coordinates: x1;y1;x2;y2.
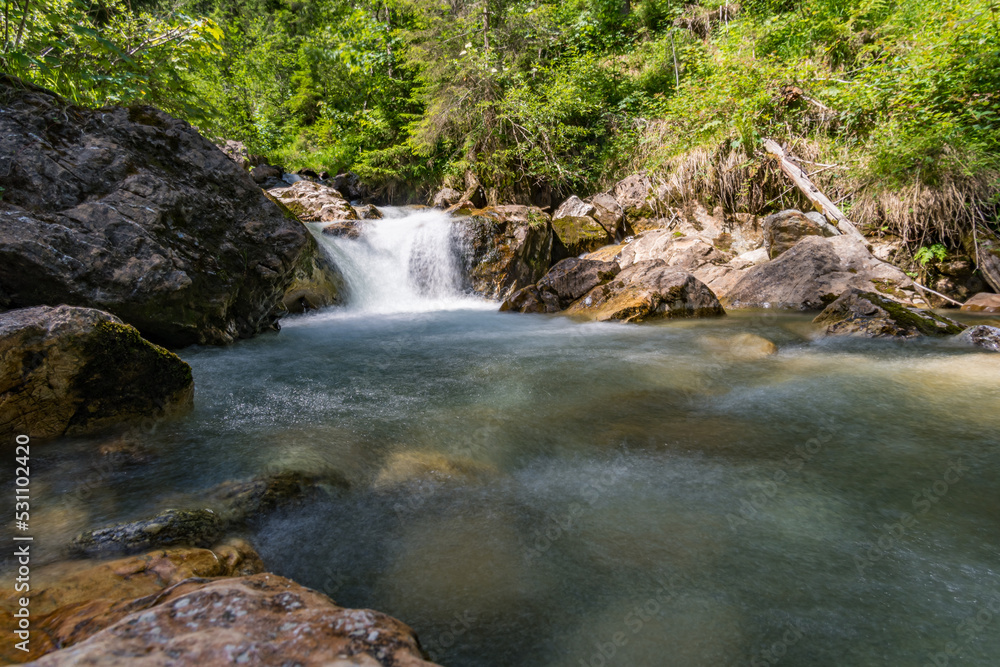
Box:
71;509;224;557
0;306;193;439
720;235;921;310
813;289;967;338
375;451;497;488
701;333;778;360
565;260;725;323
0;81;321;347
27;574;441;667
72;471;342;557
199;470;345;525
955;325;1000;352
460;206;557;300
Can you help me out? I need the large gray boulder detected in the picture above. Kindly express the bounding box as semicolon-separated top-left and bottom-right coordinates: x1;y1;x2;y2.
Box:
0;306;193;438
0;77;334;347
719;235;921;310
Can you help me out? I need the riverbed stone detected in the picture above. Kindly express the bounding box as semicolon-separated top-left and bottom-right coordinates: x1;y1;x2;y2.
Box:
431;187;463;209
589;193;627;239
565;260;725;322
322;220;363;239
961;292;1000;313
27;573;441;667
499;285;551;313
813;288;967;338
0;306;193;439
954;325;1000;352
0;79;326;347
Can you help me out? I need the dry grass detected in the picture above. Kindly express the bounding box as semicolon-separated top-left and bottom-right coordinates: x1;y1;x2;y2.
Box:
621;130;999;252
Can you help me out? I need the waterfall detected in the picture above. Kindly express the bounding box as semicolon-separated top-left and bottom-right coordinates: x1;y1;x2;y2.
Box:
311;207;486;313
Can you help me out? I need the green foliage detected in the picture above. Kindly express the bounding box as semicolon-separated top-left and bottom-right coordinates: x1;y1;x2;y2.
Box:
1;0;223;118
914;243;948;266
5;0;998;211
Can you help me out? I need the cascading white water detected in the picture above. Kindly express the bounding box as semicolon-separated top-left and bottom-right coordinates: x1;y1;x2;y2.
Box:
311;206;488;313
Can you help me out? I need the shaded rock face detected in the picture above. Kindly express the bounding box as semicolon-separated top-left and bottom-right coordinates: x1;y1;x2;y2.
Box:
27;573;440;667
459;206;556;300
501;258;620;313
813;289;966;338
720;235;920;310
281;243;345;314
961;292;1000;313
0;82;317;347
331;171;371;202
0;306;193;439
565;260;725;322
552;216;614;256
269;180;358;222
763;209;833;259
955;325;1000;352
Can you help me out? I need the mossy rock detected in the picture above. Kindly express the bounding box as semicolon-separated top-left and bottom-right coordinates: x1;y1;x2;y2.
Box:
814;289;966;338
552;216;614;256
0;306;194;439
71;509;224;557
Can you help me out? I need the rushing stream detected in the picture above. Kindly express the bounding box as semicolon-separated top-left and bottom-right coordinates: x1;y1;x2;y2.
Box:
17;208;1000;666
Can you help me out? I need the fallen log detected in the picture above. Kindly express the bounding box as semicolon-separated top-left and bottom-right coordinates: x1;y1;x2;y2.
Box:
762;138;866;243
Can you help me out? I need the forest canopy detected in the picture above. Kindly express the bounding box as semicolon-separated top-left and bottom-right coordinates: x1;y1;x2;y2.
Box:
2;0;999;241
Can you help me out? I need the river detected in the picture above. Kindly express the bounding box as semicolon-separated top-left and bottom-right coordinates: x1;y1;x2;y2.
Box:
24;208;1000;666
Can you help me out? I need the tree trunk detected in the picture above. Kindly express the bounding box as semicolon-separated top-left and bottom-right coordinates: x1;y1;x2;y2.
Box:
762;138;866;242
